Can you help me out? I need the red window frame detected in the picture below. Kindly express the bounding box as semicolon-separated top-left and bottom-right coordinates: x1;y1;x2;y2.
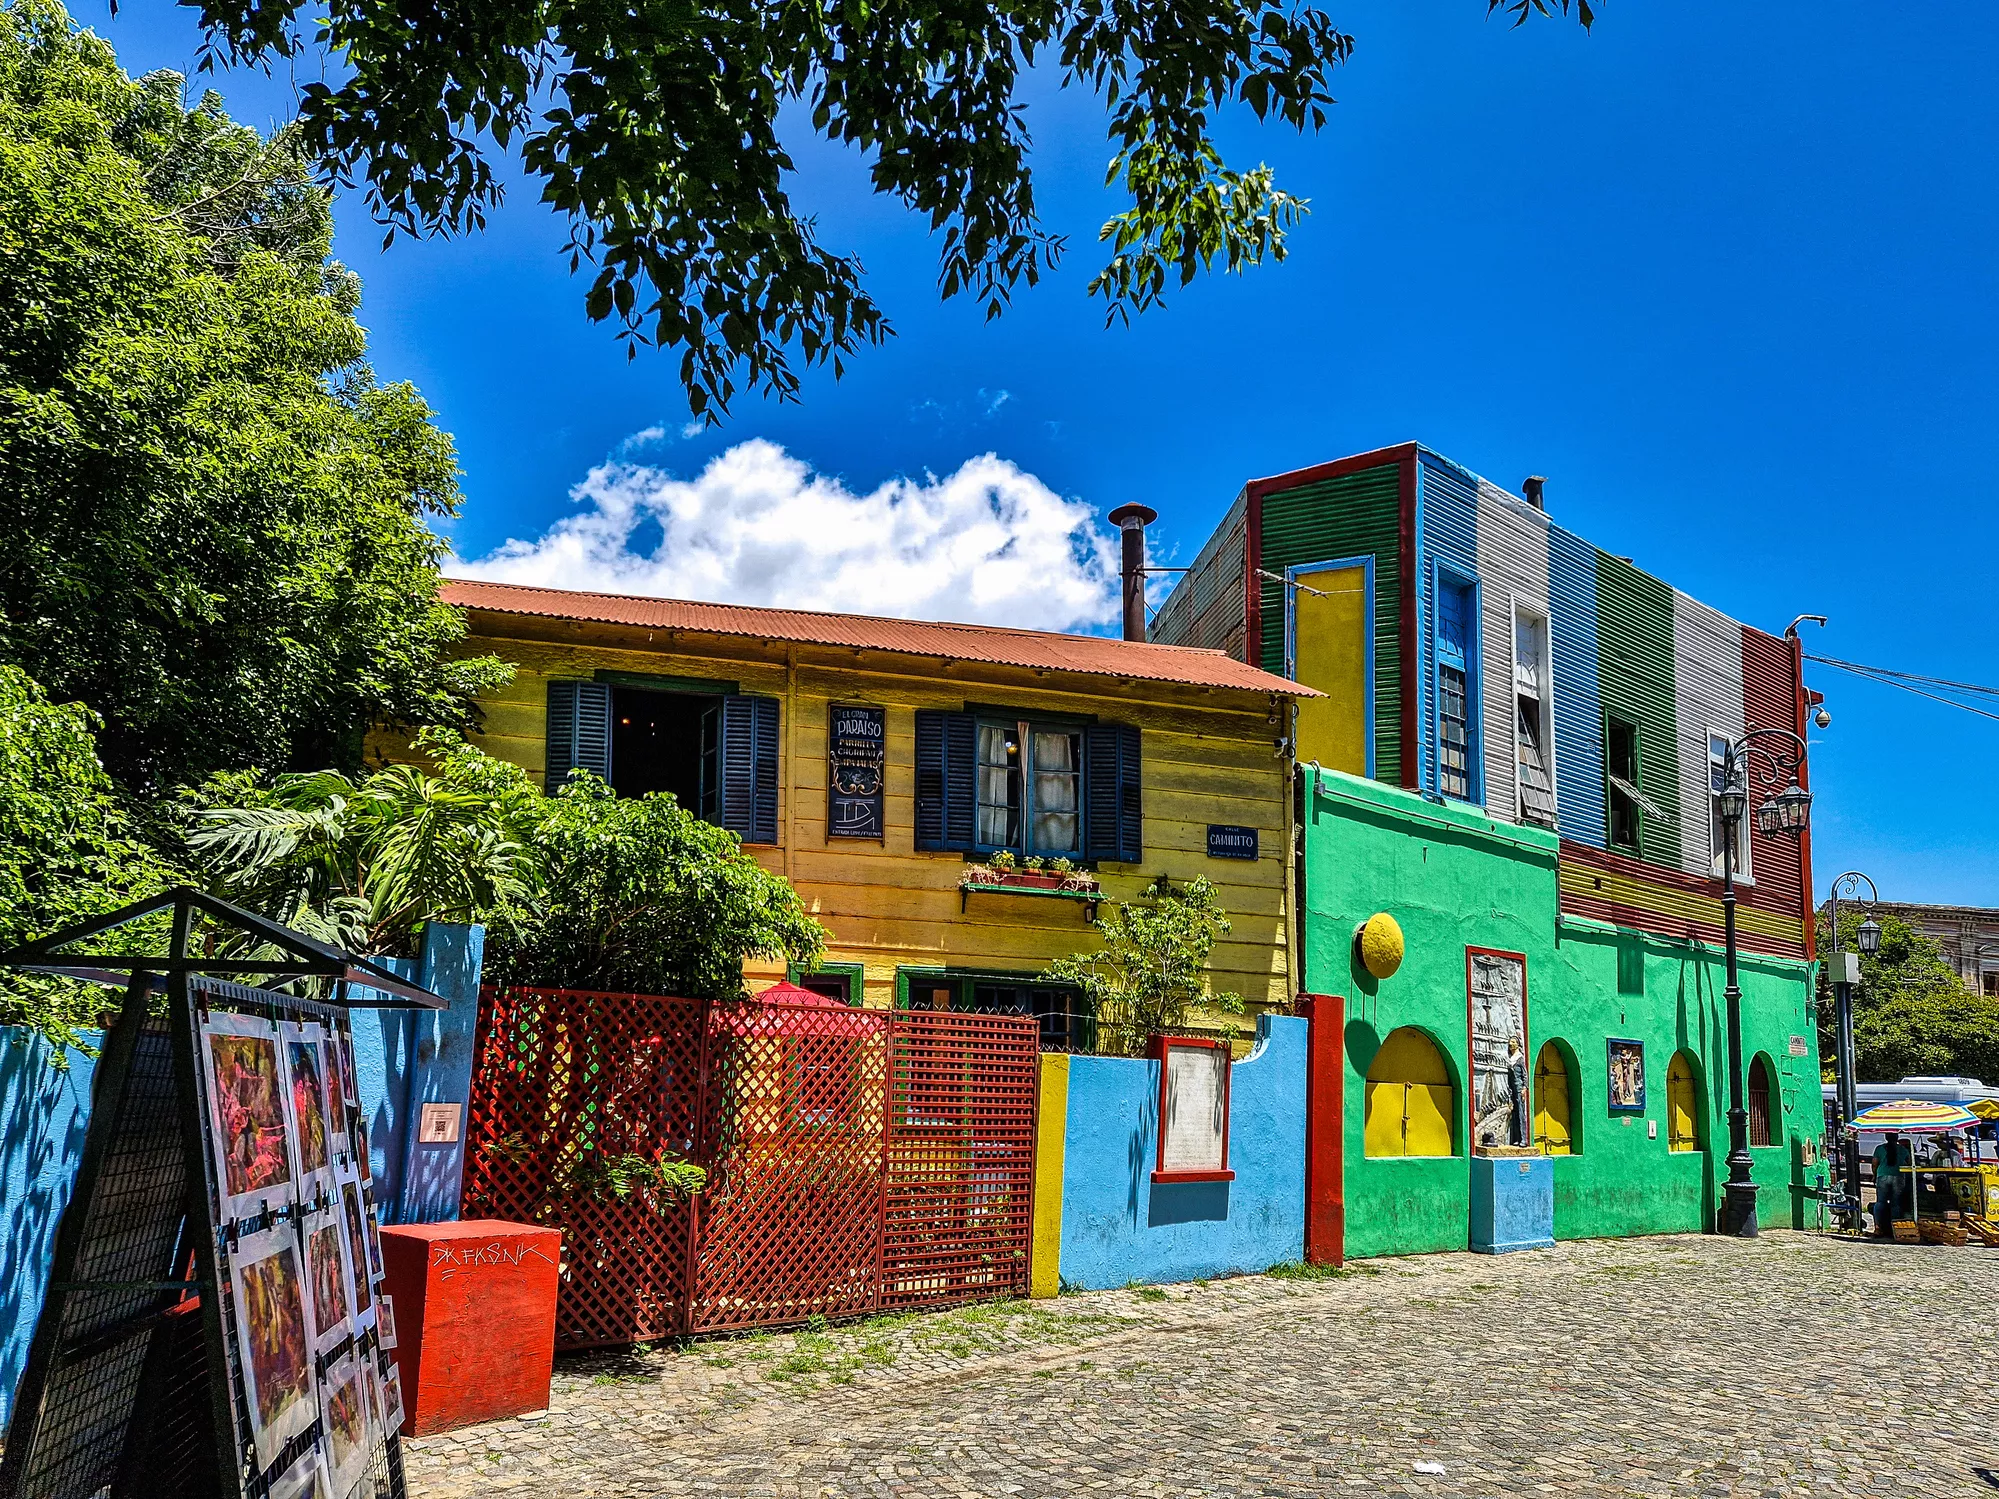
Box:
1149;1035;1236;1184
1464;945;1530;1151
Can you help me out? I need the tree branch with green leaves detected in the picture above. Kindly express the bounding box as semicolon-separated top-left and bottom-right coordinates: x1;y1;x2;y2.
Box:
1044;875;1244;1056
180;0;1593;417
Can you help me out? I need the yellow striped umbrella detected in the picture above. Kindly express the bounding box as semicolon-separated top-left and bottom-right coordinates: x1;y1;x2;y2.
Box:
1847;1100;1981;1133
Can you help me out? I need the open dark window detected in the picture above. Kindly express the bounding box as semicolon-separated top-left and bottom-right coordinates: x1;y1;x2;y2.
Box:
547;681;778;843
610;684;723;806
1604;714;1642;852
1747;1056;1775;1148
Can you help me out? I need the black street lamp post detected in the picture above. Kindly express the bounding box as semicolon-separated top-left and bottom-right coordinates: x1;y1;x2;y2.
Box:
1715;728;1813;1237
1825;871;1880;1228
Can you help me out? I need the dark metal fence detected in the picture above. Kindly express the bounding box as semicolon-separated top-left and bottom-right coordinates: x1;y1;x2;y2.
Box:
461;988;1037;1348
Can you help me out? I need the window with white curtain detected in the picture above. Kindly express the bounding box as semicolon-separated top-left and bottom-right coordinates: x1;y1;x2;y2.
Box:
974;718;1083;856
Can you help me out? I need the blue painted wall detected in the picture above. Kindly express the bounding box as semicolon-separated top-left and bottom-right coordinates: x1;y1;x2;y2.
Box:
1056;1015;1306;1290
0;1030;98;1424
342;922;485;1225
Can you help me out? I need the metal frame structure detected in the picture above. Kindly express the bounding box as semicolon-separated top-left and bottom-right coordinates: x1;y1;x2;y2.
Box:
0;889;440;1499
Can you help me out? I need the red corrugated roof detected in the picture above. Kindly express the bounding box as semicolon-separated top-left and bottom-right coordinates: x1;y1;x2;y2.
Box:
442;577;1316;696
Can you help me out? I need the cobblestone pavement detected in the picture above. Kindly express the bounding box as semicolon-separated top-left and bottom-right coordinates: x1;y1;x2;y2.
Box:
405;1232;1999;1498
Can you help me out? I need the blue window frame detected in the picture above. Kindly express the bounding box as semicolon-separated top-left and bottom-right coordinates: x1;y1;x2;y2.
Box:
1432;564;1482;805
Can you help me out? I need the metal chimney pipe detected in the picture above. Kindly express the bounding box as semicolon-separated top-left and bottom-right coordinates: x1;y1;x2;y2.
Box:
1108;503;1158;642
1522;475;1546;511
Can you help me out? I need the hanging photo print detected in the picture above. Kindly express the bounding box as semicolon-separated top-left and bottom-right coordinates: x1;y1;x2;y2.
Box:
303;1206;355;1356
265;1449;328;1499
361;1186;386;1283
281;1022;337;1202
379;1360;405;1436
376;1294;397;1350
354;1114;374;1186
320;1026;352;1179
227;1221;319;1471
200;1011;296;1223
340;1180;375;1320
339;1029;359;1105
321;1348;375;1497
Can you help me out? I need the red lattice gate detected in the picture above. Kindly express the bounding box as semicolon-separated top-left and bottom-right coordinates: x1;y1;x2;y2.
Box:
462;988;1037;1347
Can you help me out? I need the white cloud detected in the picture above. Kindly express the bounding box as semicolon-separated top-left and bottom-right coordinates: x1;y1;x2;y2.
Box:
454;438;1121;633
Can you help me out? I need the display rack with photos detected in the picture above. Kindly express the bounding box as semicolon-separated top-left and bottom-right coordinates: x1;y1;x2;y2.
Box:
0;888;439;1499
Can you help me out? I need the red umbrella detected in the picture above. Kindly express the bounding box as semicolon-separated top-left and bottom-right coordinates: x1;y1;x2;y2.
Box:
755;979;844;1007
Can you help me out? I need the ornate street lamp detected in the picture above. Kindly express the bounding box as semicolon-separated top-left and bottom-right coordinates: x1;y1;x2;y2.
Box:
1825;870;1880;1231
1857;916;1882;955
1715;728;1813;1237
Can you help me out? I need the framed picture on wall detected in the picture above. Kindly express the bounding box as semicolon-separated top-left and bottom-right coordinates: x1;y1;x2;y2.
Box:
1607;1038;1647;1114
1149;1036;1235;1183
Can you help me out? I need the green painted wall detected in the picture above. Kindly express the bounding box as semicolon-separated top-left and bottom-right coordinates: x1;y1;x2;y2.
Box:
1593;553;1682;867
1257;464;1403;785
1303;769;1826;1259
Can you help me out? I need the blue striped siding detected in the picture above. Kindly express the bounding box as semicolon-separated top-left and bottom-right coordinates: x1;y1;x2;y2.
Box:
1416;452;1482;800
1547;523;1607;847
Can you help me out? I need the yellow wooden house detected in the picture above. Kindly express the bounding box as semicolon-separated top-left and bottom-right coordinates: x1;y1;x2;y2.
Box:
404;579;1313;1035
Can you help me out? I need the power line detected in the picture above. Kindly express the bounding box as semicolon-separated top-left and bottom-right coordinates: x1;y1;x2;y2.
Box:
1806;653;1999;724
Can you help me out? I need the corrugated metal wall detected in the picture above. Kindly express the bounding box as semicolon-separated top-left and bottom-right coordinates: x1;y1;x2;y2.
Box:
1415;453;1480;801
1257;464;1404;785
1740;626;1807;925
1594;553;1682;870
1670;590;1747;880
1149;491;1249;659
1475;477;1553;825
1546;523;1606;848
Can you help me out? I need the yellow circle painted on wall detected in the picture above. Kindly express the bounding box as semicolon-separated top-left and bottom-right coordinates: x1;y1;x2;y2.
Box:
1355;913;1405;980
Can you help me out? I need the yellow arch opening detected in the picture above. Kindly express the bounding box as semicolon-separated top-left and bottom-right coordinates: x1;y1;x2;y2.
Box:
1533;1041;1574;1156
1667;1052;1701;1153
1364;1027;1454;1159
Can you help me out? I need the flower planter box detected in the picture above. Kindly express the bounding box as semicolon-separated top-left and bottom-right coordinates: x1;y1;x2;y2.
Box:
958;868;1102;919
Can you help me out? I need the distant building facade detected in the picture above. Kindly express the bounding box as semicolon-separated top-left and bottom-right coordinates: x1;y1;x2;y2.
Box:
1864;901;1999;996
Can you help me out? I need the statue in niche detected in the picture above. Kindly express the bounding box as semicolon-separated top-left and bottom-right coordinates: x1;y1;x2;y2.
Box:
1469;951;1529;1150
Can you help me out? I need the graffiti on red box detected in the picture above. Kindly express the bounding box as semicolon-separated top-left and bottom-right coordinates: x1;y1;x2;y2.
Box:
431;1238;557;1281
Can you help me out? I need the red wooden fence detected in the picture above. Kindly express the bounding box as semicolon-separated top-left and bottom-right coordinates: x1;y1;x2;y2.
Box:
461;987;1037;1347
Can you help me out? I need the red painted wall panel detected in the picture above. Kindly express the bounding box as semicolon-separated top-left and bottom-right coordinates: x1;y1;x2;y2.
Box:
1299;993;1346;1266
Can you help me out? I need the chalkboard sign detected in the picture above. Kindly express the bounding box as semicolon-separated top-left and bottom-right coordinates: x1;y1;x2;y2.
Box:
1206;825;1259;861
827;704;886;840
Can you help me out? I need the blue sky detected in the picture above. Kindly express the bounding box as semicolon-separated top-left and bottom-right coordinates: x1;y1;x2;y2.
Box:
97;1;1999;908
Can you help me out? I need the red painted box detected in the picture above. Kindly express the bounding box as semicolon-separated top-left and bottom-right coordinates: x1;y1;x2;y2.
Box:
379;1219;562;1437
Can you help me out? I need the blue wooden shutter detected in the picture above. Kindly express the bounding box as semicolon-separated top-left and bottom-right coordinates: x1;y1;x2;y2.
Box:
546;680;612;790
1084;723;1142;863
715;695;780;843
915;710;975;851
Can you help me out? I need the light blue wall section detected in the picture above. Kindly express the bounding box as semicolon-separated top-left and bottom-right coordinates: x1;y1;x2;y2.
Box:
351;922;485;1225
1056;1015;1306;1290
0;1030;99;1424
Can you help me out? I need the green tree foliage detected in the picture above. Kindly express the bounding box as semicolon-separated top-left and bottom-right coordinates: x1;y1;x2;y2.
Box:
0;666;178;1047
485;774;827;1000
183;731;827;998
1818;911;1999;1085
1044;876;1244;1056
183;0;1591;417
0;1;507;793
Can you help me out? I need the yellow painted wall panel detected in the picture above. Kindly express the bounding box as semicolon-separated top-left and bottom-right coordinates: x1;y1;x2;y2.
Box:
1292;564;1369;776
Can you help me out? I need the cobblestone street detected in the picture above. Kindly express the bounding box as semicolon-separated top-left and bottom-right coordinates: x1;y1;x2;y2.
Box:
405;1232;1999;1498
